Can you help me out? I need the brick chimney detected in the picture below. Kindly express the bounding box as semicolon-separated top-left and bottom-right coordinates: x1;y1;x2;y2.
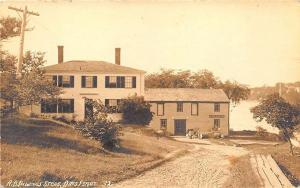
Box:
115;48;121;65
58;45;64;64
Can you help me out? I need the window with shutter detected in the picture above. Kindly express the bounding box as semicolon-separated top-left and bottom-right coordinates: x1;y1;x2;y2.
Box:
191;103;198;116
58;99;74;113
177;102;183;112
132;76;136;88
105;76;109;88
157;103;164;116
41;99;57;113
93;76;97;88
109;76;117;88
52;75;58;86
58;75;74;88
214;103;220;112
125;77;132;88
160;119;167;129
81;76;86;88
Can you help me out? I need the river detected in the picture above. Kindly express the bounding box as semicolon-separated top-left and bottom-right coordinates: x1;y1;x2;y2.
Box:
230;100;279;133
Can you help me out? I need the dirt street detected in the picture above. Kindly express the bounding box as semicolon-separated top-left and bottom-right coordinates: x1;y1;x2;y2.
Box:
112;138;248;188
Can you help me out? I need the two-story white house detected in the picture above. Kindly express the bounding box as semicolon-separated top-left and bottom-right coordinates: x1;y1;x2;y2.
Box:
29;46;230;136
36;46;145;121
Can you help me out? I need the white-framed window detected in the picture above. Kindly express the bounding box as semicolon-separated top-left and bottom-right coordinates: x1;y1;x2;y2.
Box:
177;102;183;112
157;103;164;116
109;99;118;106
191;103;198;116
125;77;133;88
160;119;167;129
85;76;93;88
214;103;220;112
213;119;220;130
58;75;74;88
62;75;70;85
58;99;74;113
109;76;117;88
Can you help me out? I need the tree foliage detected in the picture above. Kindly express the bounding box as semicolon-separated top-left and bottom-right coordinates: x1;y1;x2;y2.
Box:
16;51;61;107
0;51;61;112
220;80;250;106
0;16;21;41
75;99;119;150
120;95;153;125
145;68;250;105
0;50;18;107
145;69;192;88
190;69;220;89
251;93;300;155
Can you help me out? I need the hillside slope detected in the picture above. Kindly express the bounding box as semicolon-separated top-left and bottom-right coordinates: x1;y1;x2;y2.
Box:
1;118;189;186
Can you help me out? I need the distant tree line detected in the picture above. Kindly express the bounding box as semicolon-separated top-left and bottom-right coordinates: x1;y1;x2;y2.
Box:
145;69;250;106
249;82;300;107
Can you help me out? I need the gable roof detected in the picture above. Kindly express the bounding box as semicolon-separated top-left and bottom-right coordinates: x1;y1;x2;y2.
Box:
145;88;230;102
43;60;146;74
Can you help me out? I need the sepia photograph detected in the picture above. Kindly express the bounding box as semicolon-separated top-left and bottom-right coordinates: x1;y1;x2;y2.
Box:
0;0;300;187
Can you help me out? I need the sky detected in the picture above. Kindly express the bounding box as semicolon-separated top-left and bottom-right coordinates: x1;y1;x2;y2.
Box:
1;0;300;87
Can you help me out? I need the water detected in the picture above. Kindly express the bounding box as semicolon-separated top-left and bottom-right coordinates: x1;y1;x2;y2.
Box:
230;100;279;134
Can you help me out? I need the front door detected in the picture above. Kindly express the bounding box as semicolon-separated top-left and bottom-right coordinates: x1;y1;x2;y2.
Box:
84;99;93;119
174;119;186;136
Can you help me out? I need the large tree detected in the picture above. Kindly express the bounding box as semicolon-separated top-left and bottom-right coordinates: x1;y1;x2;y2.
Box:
0;51;61;113
145;68;192;88
220;80;250;106
190;69;220;89
251;93;300;155
16;51;61;111
0;50;18;109
0;16;21;41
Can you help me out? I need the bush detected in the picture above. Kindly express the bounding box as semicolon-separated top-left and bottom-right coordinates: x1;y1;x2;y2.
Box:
74;99;119;150
120;95;153;125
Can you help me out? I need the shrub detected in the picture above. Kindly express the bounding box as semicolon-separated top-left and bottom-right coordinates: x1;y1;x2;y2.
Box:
120;95;153;125
74;99;119;150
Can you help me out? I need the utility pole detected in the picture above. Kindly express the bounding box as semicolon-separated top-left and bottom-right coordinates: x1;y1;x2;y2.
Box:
8;6;39;77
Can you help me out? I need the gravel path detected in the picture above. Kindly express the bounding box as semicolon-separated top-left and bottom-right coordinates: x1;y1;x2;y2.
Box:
112;139;248;188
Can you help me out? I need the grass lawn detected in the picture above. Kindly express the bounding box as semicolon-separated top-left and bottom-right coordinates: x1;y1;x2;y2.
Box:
1;117;189;187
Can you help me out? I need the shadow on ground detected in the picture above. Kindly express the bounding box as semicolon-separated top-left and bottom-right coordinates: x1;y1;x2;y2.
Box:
1;118;99;154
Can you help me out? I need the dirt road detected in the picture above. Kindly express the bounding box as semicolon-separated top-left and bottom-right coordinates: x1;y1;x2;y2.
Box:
112;138;248;188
